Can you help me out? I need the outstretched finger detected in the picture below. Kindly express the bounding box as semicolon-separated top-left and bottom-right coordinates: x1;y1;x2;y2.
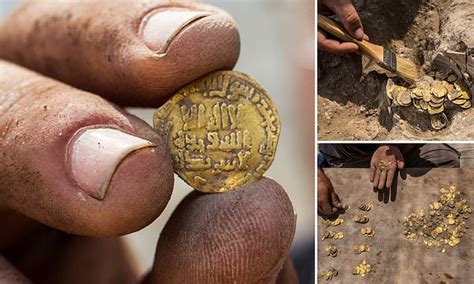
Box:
386;167;397;189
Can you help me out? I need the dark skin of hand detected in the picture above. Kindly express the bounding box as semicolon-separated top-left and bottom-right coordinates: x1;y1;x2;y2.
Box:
0;1;296;283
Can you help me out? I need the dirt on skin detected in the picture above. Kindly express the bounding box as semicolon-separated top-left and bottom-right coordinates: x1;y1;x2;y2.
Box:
318;0;474;140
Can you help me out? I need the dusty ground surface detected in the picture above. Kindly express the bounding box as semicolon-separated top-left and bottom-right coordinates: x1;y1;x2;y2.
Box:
317;168;473;283
318;0;474;140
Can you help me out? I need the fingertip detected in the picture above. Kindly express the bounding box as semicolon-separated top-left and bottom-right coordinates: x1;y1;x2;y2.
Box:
354;28;364;40
398;161;405;170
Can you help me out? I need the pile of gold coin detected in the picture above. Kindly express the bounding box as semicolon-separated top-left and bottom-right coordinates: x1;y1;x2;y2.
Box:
386;76;472;130
154;71;280;193
354;245;371;254
402;185;471;252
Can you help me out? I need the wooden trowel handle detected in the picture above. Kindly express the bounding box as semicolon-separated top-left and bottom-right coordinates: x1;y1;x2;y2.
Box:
317;14;357;44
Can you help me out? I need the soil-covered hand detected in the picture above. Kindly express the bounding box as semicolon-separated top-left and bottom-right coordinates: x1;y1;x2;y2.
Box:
370;146;405;190
318;0;367;53
318;168;342;215
0;1;296;283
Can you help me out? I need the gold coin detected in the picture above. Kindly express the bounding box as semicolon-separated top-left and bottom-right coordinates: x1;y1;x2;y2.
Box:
430;95;445;104
460;100;472;109
452;98;467;105
431;113;448;130
397;90;412;106
412;99;421;109
420;100;429;110
432;86;448;98
154;71;281;193
411;88;424;99
422;89;432;102
428;104;444;115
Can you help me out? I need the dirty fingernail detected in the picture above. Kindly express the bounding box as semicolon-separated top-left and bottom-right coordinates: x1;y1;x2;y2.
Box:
354;28;364;39
141;8;212;54
68;128;155;200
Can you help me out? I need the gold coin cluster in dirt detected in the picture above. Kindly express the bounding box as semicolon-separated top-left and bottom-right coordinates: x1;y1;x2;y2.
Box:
386;75;471;130
320;203;376;281
402;185;471;252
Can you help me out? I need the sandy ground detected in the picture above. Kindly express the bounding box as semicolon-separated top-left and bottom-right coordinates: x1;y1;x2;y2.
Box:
317;168;473;283
318;0;474;140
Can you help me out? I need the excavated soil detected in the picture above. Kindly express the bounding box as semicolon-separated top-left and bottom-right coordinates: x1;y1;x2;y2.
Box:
318;0;474;140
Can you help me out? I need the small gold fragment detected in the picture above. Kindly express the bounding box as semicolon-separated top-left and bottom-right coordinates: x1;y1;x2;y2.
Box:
352;260;373;277
448;237;461;247
359;203;373;211
353;215;370;223
154;71;280;193
325;245;339;257
361;227;375;237
322;268;338;281
324;218;344;227
322;231;344;240
354;245;371;254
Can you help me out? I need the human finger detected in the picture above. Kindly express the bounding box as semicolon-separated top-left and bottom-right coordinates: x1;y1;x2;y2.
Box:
325;0;365;40
378;169;387;190
145;178;296;283
386;167;396;189
0;60;173;237
330;190;342;209
318;30;359;53
0;0;240;107
372;168;381;189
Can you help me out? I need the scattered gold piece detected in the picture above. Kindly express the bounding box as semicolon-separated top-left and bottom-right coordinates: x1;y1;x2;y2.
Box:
322;231;344;241
361;227;375;237
352;260;373;277
385;77;472;130
359;203;373;211
322;268;338;281
154;71;280;193
354;245;371;254
325;245;339;257
353;215;370;224
403;185;471;251
324;218;344;227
